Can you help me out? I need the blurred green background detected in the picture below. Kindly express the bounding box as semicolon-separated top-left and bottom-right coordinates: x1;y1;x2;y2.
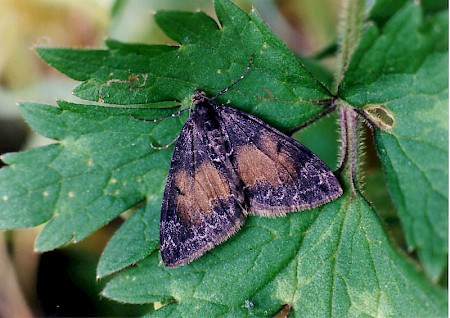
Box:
0;0;400;316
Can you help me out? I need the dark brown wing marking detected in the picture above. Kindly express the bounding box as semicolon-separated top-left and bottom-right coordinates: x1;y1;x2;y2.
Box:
217;104;343;216
160;102;246;267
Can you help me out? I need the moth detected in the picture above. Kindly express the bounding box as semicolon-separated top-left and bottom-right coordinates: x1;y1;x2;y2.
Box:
158;62;343;268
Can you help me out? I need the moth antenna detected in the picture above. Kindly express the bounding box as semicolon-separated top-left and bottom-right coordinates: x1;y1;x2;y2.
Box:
288;102;337;135
150;136;179;150
131;108;189;123
211;55;253;100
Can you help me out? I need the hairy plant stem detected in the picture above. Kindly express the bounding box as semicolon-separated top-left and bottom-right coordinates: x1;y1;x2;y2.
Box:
337;101;361;195
332;0;366;192
332;0;365;95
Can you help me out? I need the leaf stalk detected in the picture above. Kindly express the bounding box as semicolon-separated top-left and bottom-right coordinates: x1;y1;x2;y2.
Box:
336;101;362;194
332;0;365;95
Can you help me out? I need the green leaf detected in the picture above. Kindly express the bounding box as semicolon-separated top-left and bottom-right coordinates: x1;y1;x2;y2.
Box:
0;0;447;316
0;100;177;251
34;48;110;81
340;3;448;280
35;0;331;132
421;0;448;13
97;196;162;278
1;0;333;251
103;192;447;317
368;0;409;25
0;145;61;228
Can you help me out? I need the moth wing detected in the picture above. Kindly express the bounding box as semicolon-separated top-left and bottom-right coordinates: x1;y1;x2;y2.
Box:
160;105;246;268
218;105;343;216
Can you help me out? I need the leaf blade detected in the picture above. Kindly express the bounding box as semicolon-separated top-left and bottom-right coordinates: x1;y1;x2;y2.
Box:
0;0;335;253
103;192;447;316
340;3;448;280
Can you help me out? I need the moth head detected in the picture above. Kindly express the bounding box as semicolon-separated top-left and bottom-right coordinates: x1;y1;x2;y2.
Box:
192;89;207;105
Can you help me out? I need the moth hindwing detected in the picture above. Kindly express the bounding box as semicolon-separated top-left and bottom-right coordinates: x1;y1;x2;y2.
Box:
159;89;342;268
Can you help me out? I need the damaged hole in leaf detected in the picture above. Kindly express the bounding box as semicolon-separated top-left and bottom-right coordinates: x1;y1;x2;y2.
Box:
363;105;395;131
